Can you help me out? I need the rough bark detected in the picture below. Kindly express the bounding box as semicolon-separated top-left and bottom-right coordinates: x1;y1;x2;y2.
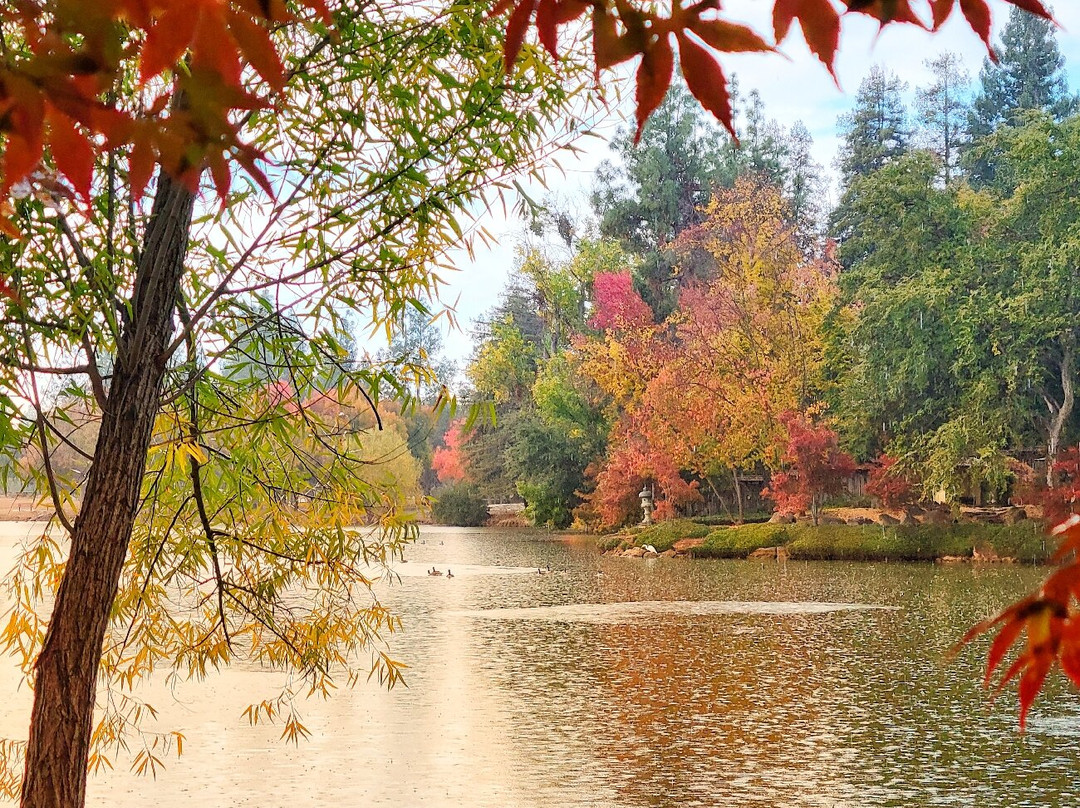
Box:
1047;337;1075;488
20;172;195;808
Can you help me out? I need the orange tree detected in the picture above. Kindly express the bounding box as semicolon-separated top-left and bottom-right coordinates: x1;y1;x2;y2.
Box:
0;0;1058;802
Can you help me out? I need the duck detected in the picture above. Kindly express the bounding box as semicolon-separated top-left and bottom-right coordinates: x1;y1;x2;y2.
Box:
447;570;454;579
428;567;443;577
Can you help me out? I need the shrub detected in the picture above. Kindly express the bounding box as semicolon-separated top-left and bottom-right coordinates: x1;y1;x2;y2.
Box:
691;523;791;558
430;483;490;527
632;518;711;551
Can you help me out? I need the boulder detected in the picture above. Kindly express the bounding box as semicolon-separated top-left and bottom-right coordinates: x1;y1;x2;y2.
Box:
673;537;705;553
936;555;969;564
876;513;900;526
623;546;646;558
972;543;1001;563
768;512;796;524
846;517;874;526
899;511;917;526
920;509;953;526
660;549;678;559
1002;507;1028;525
642;550;659;559
748;546;789;561
819;514;845;525
904;504;926;517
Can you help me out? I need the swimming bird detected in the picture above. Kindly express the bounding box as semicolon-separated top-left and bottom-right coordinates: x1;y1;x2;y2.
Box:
447;570;454;579
428;567;443;577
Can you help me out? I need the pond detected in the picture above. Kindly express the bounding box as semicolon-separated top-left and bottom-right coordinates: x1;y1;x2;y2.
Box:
1;523;1078;807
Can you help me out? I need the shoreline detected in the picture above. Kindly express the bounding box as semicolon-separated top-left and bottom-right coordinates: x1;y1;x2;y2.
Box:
598;517;1052;565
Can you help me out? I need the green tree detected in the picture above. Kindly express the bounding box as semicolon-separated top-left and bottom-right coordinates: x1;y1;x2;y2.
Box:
915;53;970;184
969;6;1073;137
965;5;1075;185
835;67;911;187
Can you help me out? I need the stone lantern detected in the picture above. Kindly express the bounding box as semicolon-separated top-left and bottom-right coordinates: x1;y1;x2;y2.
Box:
639;485;654;525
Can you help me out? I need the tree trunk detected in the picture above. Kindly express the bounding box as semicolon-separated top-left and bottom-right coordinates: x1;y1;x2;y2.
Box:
1047;337;1075;488
732;468;744;524
21;172;195;808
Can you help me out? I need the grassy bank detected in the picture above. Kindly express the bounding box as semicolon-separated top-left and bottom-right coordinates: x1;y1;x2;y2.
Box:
607;518;1051;563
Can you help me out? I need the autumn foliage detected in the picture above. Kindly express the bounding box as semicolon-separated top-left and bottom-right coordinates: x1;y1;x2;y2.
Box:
765;411;856;525
432;420;469;484
957;514;1080;729
864;454;918;509
0;0;333;236
498;0;1052;142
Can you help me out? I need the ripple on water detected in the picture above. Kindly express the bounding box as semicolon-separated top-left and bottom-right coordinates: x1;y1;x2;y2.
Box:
450;599;900;623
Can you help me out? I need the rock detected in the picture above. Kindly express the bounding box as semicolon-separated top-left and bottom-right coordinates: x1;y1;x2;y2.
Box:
623;546;645;558
919;509;953;526
819;514;845;525
672;537;705;553
768;512;796;524
972;543;1001;563
936;555;969;564
899;511;917;526
876;513;900;526
1002;507;1028;525
660;549;677;558
846;517;873;526
904;504;926;517
642;550;659;559
748;546;789;561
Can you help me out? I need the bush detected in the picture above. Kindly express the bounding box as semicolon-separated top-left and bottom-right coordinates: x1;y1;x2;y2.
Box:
430;483;489;527
681;520;1051;563
691;523;792;558
632;518;711;551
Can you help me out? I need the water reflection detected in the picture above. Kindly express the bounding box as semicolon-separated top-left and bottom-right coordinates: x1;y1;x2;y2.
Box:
0;523;1077;807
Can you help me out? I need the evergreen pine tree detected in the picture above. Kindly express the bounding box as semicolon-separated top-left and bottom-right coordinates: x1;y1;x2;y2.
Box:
835;66;910;187
965;6;1075;186
969;6;1074;139
915;53;970;184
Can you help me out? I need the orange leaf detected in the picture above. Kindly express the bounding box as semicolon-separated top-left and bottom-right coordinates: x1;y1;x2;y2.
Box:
503;0;538;73
773;0;840;76
689;19;773;54
191;3;242;88
226;8;287;92
1018;657;1052;730
140;3;200;83
633;33;673;143
676;32;735;137
207;151;232;208
843;0;926;27
128;129;156;202
593;7;638;70
959;0;993;57
46;107;95;201
535;0;559;58
1004;0;1053;20
929;0;954;28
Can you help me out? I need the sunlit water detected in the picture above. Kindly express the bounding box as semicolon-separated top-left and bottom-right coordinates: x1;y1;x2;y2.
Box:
2;522;1078;807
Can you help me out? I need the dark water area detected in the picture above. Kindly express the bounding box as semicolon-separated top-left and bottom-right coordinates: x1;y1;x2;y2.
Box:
3;523;1077;807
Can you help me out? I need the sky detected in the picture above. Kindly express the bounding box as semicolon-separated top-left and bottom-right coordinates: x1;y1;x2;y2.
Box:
427;2;1080;365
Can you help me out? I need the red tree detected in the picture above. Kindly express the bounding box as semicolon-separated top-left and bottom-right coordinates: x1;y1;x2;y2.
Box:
765;411;856;525
589;272;653;331
865;454;919;509
432;421;468;484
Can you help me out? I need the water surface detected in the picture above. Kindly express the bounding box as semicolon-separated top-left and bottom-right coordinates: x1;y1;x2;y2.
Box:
1;523;1076;807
